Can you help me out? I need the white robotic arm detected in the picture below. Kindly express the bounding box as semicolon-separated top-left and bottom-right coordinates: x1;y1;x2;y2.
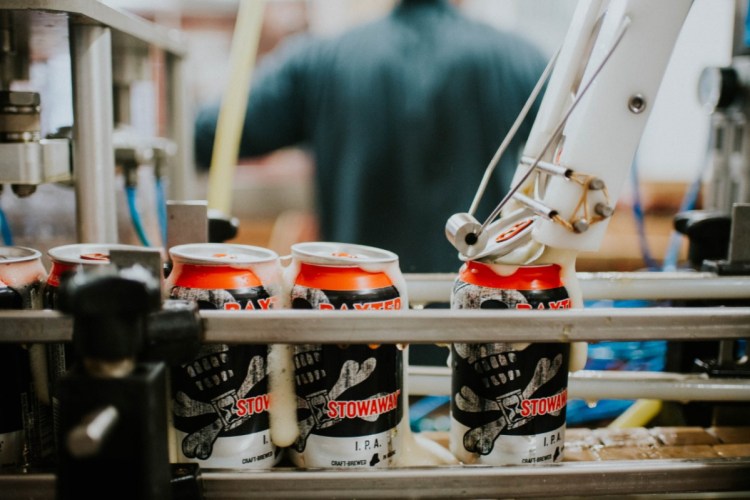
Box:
447;0;694;258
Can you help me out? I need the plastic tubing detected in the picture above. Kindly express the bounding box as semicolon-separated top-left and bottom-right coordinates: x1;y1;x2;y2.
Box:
607;399;662;429
661;125;712;271
0;205;13;246
125;185;151;247
155;177;168;246
630;157;658;270
206;1;266;216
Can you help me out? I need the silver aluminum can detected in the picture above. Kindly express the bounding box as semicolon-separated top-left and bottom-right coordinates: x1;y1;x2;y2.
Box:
286;242;406;469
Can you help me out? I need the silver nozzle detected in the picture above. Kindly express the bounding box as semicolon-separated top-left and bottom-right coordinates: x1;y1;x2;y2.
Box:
445;212;488;257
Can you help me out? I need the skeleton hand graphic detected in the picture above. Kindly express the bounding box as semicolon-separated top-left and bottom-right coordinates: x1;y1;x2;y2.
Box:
456;353;563;455
293;358;376;452
174;352;265;460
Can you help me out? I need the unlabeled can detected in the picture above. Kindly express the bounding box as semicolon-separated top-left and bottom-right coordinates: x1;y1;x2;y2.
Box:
0;246;47;467
286;242;406;469
450;261;570;465
167;243;282;469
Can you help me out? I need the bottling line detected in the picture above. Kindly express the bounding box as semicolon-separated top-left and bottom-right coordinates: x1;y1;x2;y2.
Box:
0;0;750;499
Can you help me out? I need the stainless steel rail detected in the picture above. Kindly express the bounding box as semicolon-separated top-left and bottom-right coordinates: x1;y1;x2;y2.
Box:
201;459;750;499
3;458;749;499
0;0;185;54
406;272;750;303
409;367;750;401
2;307;748;344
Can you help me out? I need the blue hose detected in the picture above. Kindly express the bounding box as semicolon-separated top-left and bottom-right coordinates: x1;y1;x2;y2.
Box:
125;185;151;247
660;121;715;272
661;170;702;271
0;205;13;246
155;178;168;246
630;158;659;270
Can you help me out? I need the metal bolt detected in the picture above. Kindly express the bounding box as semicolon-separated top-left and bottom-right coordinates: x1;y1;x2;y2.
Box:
594;203;614;218
589;178;606;190
572;219;590;233
628;93;646;114
11;184;36;198
67;405;119;458
0;90;41;110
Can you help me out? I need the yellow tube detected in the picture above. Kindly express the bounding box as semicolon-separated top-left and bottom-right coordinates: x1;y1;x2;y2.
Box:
206;0;266;216
607;399;662;429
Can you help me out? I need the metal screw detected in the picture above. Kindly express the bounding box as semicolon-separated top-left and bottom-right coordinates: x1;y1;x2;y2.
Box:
589;178;606;190
67;405;120;458
594;203;614;218
11;184;36;198
628;93;646;114
572;219;590;233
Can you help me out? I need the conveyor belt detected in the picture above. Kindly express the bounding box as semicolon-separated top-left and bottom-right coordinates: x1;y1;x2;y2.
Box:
3;427;749;499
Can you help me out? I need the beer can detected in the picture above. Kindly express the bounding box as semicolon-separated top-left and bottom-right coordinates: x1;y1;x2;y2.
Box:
286;242;407;469
45;244;145;309
44;245;143;392
166;243;282;469
0;246;46;467
450;261;570;465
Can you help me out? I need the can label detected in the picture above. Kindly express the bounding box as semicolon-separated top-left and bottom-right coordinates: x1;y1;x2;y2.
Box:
170;276;279;469
289;264;403;468
451;262;570;465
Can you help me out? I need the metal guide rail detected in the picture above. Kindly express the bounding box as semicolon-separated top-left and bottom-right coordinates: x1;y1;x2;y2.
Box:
2;458;750;499
2;306;750;344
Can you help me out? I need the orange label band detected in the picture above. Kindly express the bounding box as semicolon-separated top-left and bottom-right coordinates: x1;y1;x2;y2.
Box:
295;263;393;291
458;261;563;291
172;263;263;290
46;262;76;288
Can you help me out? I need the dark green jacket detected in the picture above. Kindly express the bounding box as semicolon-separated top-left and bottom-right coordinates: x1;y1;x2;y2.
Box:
195;0;546;273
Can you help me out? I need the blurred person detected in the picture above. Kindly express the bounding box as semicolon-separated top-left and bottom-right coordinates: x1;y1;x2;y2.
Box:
195;0;547;275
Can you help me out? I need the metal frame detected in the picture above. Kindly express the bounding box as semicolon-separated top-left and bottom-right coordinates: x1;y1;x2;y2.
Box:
0;0;190;242
406;271;750;303
0;2;746;493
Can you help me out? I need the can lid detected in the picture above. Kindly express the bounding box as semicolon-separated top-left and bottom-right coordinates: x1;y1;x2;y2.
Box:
291;242;398;266
169;243;278;265
48;244;142;265
0;246;42;263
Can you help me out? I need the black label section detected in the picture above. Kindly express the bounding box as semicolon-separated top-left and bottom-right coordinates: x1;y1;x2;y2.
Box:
291;285;401;311
452;282;571;311
452;342;569;442
170;285;271;460
293;344;403;448
290;282;403;451
0;345;26;433
451;279;570;456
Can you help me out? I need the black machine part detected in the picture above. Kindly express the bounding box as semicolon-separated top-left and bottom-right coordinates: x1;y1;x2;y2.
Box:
55;265;205;500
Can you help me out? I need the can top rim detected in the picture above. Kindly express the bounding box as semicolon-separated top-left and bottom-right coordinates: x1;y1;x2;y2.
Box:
291;242;398;265
169;243;279;265
48;243;142;265
0;245;42;263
